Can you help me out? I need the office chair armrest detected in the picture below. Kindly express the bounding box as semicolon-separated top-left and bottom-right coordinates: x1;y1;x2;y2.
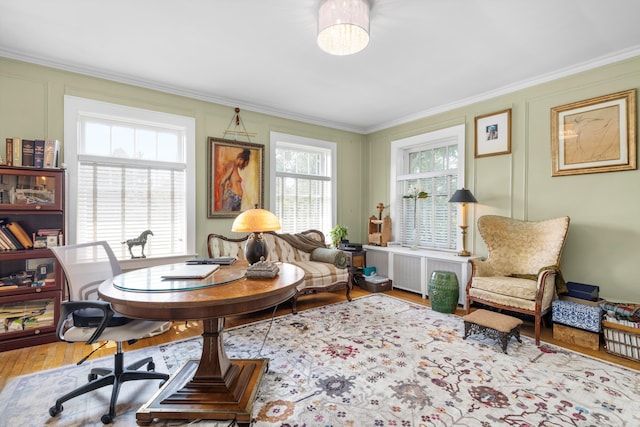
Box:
58;300;115;344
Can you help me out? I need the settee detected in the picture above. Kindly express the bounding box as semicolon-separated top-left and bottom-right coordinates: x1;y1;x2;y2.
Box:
207;229;352;313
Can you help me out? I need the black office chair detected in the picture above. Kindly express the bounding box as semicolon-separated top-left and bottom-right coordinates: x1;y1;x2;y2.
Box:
48;241;170;424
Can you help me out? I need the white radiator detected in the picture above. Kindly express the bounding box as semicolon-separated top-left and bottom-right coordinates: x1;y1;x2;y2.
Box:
391;253;423;295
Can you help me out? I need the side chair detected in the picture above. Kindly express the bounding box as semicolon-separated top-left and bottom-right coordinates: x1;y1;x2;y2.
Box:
48;241;170;424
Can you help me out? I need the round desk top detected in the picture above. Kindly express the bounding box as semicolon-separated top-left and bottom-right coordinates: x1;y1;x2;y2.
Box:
98;261;304;320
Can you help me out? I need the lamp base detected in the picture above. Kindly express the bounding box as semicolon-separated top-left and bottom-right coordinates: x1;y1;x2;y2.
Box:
458;225;471;257
245;232;269;265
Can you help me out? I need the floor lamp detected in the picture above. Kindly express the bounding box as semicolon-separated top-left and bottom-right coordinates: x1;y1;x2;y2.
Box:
448;188;477;256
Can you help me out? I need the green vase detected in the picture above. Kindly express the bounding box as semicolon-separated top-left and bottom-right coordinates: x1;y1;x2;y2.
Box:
428;271;459;314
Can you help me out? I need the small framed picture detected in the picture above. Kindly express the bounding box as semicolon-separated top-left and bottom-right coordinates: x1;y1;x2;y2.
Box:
551;89;636;176
474;109;512;158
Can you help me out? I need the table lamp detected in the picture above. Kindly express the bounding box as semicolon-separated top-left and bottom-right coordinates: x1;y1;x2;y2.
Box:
448;188;478;256
231;207;281;264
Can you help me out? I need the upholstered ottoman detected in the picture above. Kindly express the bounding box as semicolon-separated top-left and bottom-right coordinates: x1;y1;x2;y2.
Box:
462;309;523;353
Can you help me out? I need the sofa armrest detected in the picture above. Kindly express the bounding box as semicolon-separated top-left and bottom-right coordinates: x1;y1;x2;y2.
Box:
207;233;247;259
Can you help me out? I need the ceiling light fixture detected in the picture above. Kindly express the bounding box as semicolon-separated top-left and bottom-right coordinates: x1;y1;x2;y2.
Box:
317;0;370;56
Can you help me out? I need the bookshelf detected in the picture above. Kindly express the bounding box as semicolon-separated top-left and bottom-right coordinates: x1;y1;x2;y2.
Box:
0;166;65;351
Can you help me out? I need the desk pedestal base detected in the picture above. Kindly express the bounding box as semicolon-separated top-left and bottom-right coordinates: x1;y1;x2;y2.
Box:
136;358;268;426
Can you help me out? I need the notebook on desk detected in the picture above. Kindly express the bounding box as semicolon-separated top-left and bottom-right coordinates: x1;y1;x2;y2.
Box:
160;264;220;280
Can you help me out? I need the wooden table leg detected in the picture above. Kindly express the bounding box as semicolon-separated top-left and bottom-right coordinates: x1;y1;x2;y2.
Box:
136;317;268;425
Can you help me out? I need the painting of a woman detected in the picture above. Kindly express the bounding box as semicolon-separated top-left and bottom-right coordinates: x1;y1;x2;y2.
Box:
209;138;264;217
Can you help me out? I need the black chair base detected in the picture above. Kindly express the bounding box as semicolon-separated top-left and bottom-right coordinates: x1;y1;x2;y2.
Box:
49;347;169;424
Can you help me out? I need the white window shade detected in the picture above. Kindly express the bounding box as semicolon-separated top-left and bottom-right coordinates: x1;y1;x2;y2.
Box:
77;162;186;259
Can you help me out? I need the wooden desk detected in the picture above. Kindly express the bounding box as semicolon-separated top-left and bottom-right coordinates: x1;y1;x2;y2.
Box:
98;262;304;426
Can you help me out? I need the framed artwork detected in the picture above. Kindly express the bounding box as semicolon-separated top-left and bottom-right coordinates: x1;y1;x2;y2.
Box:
551;89;636;176
474;109;512;158
207;137;264;218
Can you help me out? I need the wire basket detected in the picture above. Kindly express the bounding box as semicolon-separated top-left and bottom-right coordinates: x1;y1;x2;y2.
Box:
602;320;640;362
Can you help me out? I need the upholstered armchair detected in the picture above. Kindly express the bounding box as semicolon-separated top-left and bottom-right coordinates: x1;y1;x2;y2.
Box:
466;215;570;345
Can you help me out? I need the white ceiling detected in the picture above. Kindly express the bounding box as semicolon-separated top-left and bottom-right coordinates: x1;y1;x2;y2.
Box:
1;0;640;134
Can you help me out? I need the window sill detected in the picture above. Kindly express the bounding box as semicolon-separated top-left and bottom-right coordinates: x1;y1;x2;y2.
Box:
119;254;197;272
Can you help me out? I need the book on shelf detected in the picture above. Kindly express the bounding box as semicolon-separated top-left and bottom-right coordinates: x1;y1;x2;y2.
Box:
33;139;45;168
5;138;13;166
0;223;23;250
0;227;16;250
21;139;35;167
43;139;60;168
6;221;33;249
36;228;62;236
12;138;22;167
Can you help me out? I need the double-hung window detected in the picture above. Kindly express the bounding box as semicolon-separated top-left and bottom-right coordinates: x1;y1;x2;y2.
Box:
64;96;196;261
390;124;465;251
269;132;336;238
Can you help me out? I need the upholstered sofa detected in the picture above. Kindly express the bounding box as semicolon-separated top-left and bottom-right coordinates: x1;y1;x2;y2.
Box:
207;229;352;313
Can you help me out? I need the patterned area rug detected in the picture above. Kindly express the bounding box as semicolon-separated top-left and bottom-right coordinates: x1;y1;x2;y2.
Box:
1;294;638;426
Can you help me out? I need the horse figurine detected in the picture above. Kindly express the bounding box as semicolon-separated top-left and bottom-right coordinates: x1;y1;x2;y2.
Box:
122;230;153;259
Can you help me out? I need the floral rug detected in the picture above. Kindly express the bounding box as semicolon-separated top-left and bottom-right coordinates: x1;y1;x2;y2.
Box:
1;294;639;426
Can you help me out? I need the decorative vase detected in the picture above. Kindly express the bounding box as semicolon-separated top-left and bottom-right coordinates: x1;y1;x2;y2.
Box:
428;271;459;314
411;227;419;250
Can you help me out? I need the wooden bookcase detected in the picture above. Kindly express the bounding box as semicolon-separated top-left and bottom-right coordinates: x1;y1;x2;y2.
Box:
0;166;65;351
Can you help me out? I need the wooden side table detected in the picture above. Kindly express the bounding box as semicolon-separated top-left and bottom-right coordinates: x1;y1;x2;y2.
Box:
342;250;366;268
342;250;366;287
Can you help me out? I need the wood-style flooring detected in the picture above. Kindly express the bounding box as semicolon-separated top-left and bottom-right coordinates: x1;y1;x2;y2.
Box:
1;287;637;392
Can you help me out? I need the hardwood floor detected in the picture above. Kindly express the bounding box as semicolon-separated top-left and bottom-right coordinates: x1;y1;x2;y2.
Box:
1;288;637;392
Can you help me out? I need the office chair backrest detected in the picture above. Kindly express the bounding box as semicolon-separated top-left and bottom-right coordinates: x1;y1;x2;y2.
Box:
51;241;122;302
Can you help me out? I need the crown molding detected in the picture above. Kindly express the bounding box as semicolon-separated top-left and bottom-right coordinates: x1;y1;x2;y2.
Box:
2;46;639;136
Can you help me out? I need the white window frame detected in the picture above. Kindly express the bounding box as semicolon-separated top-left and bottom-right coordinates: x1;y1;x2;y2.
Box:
390;124;466;252
63;95;196;267
269;132;337;237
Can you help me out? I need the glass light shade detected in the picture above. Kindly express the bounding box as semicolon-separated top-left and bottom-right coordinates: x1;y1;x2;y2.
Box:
231;208;282;233
317;0;370;56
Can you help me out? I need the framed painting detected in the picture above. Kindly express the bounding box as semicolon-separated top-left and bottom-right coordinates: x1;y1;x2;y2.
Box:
474;109;512;158
207;137;264;218
551;89;636;176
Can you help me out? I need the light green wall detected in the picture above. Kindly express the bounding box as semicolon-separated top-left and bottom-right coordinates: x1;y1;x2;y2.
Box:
3;56;639;303
0;58;367;255
367;56;640;304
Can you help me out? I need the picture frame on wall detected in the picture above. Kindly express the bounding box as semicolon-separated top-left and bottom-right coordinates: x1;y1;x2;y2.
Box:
207;137;264;218
474;109;512;158
551;89;636;177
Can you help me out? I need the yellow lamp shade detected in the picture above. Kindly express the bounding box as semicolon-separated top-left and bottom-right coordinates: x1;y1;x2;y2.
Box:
231;209;281;233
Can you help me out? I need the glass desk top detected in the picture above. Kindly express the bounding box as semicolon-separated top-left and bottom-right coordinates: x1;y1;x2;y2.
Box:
112;263;246;292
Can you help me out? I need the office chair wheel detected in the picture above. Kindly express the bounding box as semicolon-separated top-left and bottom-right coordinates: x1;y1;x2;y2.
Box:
88;372;98;381
101;413;113;424
49;404;63;417
147;361;155;371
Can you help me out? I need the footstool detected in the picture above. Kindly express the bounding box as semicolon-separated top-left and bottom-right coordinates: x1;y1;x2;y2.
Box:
463;309;523;353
